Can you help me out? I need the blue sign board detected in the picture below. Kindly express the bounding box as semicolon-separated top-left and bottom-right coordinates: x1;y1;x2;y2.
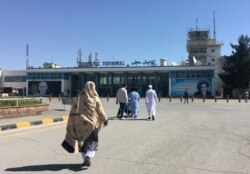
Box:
171;78;212;97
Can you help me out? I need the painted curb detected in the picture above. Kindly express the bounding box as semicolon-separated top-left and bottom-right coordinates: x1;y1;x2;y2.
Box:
0;115;69;131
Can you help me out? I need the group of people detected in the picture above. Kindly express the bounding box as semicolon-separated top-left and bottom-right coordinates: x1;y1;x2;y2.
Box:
61;81;158;168
116;84;158;121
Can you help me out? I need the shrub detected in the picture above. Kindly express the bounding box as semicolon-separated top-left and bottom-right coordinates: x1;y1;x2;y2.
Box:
0;99;41;107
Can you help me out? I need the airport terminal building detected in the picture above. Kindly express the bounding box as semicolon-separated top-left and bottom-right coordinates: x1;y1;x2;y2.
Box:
0;64;219;97
0;28;224;98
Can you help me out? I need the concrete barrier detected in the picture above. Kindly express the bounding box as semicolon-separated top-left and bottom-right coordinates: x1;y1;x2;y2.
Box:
0;115;68;131
0;104;49;119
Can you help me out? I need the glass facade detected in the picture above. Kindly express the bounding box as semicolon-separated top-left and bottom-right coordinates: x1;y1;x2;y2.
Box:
75;72;170;97
27;72;69;80
4;76;26;82
169;70;213;79
11;68;214;97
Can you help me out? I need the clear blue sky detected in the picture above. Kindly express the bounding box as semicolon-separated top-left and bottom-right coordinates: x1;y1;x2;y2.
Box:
1;0;250;70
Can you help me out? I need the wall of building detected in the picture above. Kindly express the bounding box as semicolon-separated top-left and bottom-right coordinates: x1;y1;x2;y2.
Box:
1;70;26;76
213;57;225;97
0;70;27;95
206;46;221;65
62;79;71;96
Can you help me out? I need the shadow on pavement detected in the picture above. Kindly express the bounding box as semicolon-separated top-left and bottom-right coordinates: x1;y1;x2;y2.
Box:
53;109;67;111
108;117;149;121
5;163;88;172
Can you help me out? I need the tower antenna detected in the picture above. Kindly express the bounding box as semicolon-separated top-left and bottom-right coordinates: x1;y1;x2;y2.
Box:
26;44;29;69
95;52;99;67
196;18;198;30
213;11;216;39
77;49;84;67
79;49;82;62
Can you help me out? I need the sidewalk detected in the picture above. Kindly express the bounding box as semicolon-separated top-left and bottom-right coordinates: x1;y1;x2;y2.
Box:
0;98;71;131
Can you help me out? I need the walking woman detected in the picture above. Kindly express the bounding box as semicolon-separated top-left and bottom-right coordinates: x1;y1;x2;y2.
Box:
61;81;108;167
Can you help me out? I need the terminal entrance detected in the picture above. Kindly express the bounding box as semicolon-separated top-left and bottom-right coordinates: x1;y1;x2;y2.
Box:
69;72;169;97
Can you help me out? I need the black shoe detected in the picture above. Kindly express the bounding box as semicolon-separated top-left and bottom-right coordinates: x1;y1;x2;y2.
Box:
82;156;91;167
152;116;155;121
148;117;151;120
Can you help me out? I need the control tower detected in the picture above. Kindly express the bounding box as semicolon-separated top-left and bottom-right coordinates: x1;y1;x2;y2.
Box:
187;14;223;66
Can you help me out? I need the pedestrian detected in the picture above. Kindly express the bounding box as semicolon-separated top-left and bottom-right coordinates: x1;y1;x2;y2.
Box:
244;91;249;103
128;88;140;118
184;89;189;104
61;81;108;167
116;84;128;119
145;85;158;121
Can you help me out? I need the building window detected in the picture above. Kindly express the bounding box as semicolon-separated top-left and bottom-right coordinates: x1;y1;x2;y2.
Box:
100;76;107;84
3;76;26;82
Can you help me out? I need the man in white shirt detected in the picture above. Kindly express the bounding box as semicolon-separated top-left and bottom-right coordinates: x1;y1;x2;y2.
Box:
116;84;128;119
145;85;157;121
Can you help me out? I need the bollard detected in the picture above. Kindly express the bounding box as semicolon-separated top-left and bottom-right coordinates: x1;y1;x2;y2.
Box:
180;96;183;102
49;96;51;101
203;97;205;103
107;95;109;101
214;96;217;103
59;94;61;101
169;96;172;102
40;97;43;104
226;95;229;103
238;96;241;103
158;95;161;102
191;96;194;102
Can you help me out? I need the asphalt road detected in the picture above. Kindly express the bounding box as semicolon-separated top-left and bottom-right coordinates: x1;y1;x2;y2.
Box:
1;98;250;174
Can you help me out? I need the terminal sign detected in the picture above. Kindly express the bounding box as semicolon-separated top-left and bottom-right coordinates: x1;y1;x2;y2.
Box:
79;62;100;67
103;61;125;66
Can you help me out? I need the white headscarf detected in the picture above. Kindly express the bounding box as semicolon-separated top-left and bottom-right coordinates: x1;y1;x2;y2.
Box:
148;85;152;89
75;81;102;118
85;81;99;99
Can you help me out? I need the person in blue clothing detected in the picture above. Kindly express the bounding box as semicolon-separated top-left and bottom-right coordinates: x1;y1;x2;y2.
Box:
128;88;140;118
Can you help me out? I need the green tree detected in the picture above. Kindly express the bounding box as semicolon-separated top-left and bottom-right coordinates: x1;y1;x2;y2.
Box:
219;35;250;89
